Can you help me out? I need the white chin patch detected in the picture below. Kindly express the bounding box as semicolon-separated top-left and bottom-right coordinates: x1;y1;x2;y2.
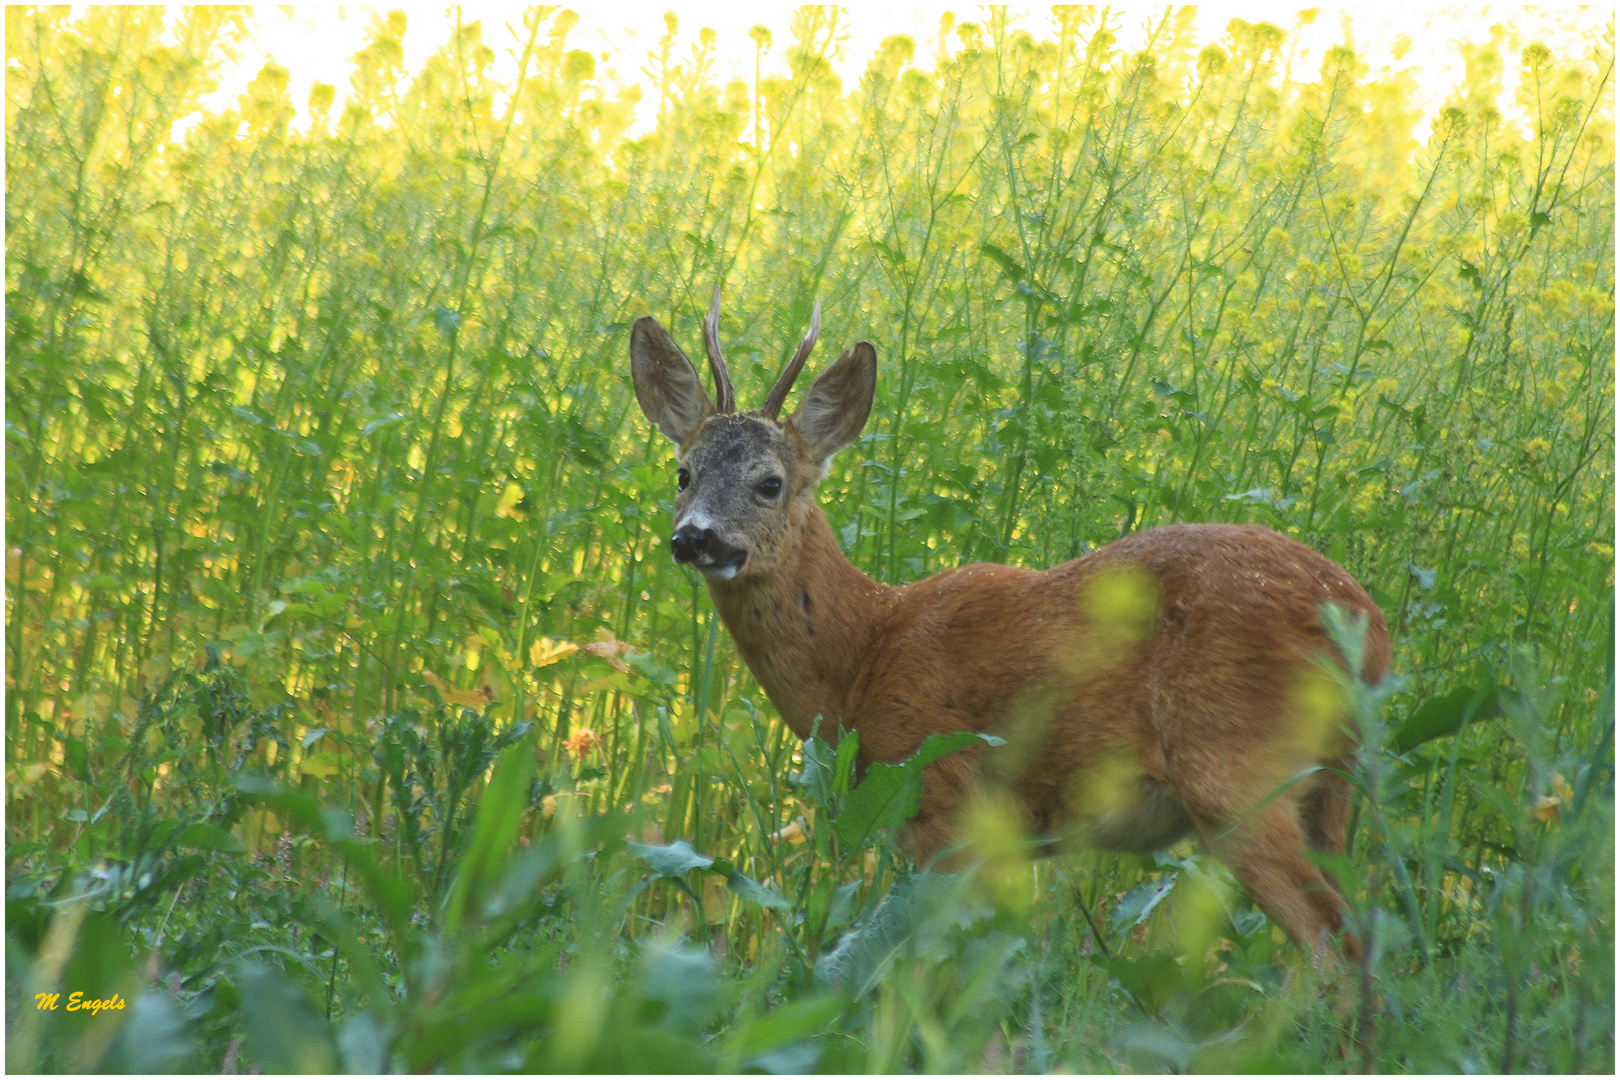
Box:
701;562;741;581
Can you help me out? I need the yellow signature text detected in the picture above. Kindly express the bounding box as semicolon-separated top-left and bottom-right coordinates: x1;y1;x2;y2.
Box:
34;991;127;1015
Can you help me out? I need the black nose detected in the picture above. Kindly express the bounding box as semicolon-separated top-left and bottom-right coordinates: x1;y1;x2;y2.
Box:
670;524;713;563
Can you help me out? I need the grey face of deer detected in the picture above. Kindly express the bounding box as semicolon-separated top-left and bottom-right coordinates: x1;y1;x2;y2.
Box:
629;309;876;583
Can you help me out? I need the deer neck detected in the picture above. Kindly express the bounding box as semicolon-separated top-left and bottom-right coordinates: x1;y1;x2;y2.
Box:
706;501;895;741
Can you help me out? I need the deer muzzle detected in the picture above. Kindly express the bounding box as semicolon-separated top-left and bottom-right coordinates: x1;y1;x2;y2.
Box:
670;523;747;579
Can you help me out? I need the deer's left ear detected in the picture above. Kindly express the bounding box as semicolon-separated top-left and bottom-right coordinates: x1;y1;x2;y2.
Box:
630;316;715;446
787;341;876;469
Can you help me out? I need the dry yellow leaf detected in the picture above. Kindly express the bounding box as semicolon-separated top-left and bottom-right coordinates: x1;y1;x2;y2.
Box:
770;818;807;844
422;670;492;707
581;638;631;671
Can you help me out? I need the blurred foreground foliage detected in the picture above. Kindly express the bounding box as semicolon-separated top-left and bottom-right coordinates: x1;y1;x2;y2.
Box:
6;5;1614;1072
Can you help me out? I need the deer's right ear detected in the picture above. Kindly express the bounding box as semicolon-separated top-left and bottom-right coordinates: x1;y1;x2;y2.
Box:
788;341;877;470
630;316;715;446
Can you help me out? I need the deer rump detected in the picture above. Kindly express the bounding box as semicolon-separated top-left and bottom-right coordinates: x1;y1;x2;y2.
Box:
630;292;1390;959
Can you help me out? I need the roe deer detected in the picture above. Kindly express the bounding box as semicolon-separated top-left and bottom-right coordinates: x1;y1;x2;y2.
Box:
629;291;1390;958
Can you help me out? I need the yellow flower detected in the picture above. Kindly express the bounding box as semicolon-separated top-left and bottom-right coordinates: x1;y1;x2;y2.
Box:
530;636;578;668
564;727;602;759
1531;773;1575;824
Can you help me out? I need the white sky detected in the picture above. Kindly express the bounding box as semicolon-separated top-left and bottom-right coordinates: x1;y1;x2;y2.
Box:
180;4;1611;141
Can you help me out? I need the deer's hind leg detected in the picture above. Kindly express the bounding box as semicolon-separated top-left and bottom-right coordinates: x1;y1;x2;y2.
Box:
1195;799;1351;960
1299;760;1354;855
1295;761;1363;959
1162;705;1353;959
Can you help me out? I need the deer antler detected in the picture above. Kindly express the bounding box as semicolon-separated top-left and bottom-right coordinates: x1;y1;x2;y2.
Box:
702;285;735;413
762;300;821;419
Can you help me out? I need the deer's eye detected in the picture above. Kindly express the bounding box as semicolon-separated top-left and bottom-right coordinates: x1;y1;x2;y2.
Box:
677;468;690;491
757;477;783;499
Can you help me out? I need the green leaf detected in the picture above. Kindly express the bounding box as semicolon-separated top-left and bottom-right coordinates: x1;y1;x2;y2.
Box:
299;750;342;778
236;962;338;1074
484;836;565;920
1406;563;1437;589
797;728;837;810
444;740;538;934
232;774;415;941
722;994;847;1065
832;732;1002;851
814;873;925;994
336;1011;390;1074
64;737;88;782
106;993;193;1073
1106;951;1186;1013
52;911;137;1070
433;305;462;337
626;839;713;877
980;242;1026;282
833;764;924;850
831;730;860;798
1390;684;1502;755
812;872;990;997
1151;378;1197;405
1110;874;1177;931
309;898;391;1016
827;879;861;931
639;943;718;1029
743;1042;824;1074
724;868;791;911
360;412;407;438
627;650;678;687
177;822;245;854
232;774;325;834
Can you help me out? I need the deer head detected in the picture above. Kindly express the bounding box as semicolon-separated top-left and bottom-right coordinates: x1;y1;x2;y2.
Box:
630;289;876;582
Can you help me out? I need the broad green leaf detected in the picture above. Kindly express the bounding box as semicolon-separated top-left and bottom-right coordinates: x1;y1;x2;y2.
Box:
337;1011;390;1075
106;993;192;1073
626;839;713;877
177;822;245;854
832;731;1002;850
725;868;791;911
638;944;718;1030
236;962;338;1074
1391;684;1502;755
797;729;837;810
722;994;847;1064
1106;951;1187;1013
1110;874;1177;931
814;873;923;994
